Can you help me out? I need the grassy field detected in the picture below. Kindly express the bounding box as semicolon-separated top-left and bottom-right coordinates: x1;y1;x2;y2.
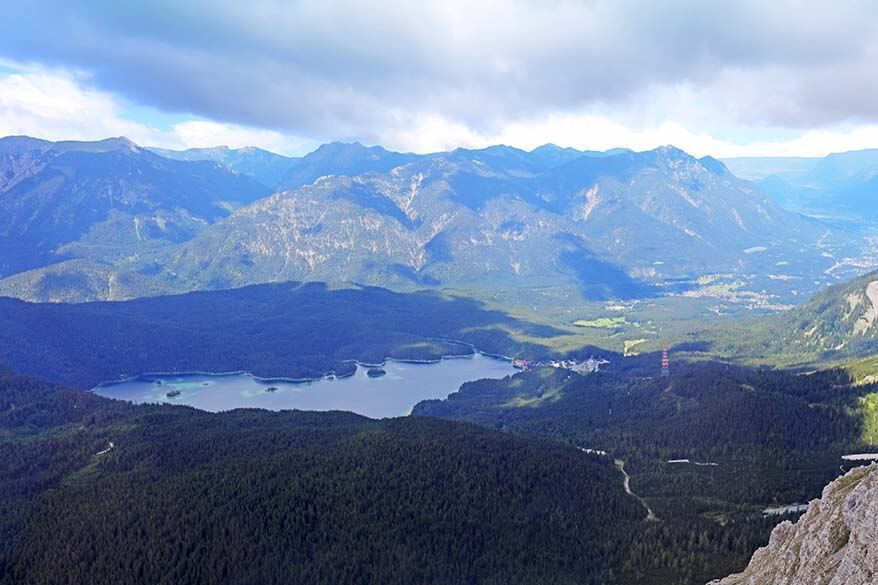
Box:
859;393;878;445
846;355;878;385
439;281;878;378
446;285;756;358
574;316;630;328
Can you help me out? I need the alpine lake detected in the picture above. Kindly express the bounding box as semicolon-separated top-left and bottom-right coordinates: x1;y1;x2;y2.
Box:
93;352;517;419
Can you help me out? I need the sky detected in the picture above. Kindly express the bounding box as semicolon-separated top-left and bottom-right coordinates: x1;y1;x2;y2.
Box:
1;1;877;158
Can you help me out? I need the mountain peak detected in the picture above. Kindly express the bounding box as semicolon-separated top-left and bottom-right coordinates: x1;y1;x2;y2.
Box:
47;136;142;155
653;144;689;158
698;155;731;176
316;140;370;153
103;136;140;152
0;135;53;155
531;143;568;153
0;135;142;156
190;145;233;154
277;141;417;189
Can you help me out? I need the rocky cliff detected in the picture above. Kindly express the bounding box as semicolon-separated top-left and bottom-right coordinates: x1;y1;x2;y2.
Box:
710;463;878;585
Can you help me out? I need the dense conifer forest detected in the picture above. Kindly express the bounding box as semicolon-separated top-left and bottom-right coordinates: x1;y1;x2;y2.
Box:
415;360;878;583
0;282;566;388
1;368;647;585
6;359;873;584
3;283;878;584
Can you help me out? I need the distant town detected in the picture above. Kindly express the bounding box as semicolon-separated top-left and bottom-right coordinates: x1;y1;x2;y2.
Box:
513;356;609;374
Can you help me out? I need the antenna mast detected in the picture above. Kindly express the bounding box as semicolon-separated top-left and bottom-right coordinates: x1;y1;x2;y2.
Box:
661;347;670;377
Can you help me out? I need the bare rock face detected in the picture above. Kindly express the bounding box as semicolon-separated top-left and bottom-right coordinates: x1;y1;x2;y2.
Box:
709;464;878;585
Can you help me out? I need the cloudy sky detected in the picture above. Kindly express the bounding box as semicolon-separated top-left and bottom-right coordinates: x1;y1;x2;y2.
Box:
1;0;877;157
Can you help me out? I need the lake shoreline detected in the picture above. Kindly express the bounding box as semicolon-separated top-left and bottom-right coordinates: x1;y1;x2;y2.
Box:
91;349;518;419
93;341;514;392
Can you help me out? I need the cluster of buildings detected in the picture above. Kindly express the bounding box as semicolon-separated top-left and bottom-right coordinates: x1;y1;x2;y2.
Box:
512;356;609;374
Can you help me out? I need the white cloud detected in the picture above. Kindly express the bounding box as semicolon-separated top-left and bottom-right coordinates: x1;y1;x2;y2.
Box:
0;68;164;144
0;64;876;160
0;66;311;155
375;110;878;159
4;0;878;143
170;120;315;154
380;113;488;153
736;126;878;158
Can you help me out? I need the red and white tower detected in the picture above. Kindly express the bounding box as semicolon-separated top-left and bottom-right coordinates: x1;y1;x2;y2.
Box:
661;347;670;377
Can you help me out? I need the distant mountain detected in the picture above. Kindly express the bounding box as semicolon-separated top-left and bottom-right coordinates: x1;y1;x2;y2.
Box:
526;147;822;273
529;143;588;168
274;140;605;189
722;156;820;182
149;144;298;188
723;150;878;221
813;149;878;182
0;136;271;279
723;150;878;185
152;141;624;191
162;145;831;299
276;141;422;190
0;136;860;303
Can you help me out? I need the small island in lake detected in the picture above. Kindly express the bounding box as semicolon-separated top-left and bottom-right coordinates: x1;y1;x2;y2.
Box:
166;390;182;398
367;368;386;378
265;386;279;393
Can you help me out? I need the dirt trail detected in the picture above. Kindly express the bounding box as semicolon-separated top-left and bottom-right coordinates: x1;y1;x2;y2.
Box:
615;459;658;522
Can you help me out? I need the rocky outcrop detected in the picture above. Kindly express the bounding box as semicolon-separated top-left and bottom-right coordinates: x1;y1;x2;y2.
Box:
709;464;878;585
853;281;878;336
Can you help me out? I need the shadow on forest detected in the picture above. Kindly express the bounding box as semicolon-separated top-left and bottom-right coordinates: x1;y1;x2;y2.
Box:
0;281;567;388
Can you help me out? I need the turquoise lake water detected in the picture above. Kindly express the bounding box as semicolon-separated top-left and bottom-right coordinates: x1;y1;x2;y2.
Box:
93;352;517;419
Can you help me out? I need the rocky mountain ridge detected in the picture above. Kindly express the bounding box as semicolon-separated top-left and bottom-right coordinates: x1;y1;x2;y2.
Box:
159;144;835;299
0;136;861;303
0;135;271;279
710;464;878;585
149;144;298;188
724;149;878;221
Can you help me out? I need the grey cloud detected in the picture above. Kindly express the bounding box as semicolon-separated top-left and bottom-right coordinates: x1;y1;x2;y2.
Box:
2;0;877;140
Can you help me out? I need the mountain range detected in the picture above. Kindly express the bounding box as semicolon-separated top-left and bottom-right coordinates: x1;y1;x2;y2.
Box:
0;136;271;283
0;136;862;304
163;145;832;297
149;144;298;189
2;135;878;584
724;149;878;222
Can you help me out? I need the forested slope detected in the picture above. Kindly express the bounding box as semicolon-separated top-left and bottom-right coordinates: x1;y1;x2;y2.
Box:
0;367;644;585
0;282;565;388
415;360;878;583
702;268;878;367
